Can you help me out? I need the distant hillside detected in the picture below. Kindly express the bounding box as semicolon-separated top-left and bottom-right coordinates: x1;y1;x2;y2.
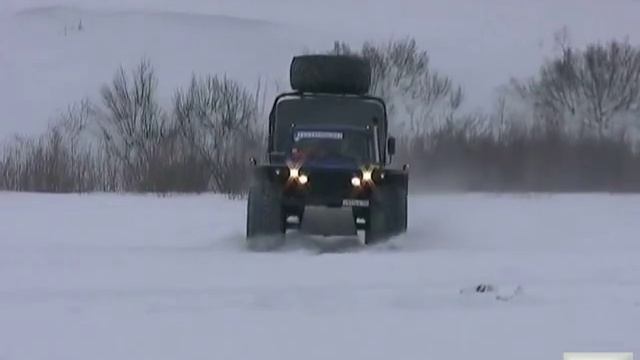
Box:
1;0;640;136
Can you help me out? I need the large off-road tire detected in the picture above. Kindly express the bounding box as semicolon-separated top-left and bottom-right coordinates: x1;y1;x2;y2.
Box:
365;203;386;245
290;55;371;95
246;180;285;251
364;187;391;245
364;184;408;245
390;185;408;236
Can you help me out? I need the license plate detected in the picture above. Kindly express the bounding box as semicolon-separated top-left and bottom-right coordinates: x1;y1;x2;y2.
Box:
342;199;369;207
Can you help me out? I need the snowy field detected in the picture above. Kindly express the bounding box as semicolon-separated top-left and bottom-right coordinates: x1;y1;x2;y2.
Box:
1;192;639;359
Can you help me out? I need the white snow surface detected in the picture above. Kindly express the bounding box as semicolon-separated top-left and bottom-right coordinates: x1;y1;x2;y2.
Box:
2;0;640;137
1;192;639;359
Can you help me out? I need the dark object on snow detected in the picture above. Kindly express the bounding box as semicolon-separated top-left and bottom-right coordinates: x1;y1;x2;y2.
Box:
475;284;495;293
290;55;372;95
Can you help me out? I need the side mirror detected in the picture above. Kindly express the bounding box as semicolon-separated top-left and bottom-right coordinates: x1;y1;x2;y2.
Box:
387;137;396;157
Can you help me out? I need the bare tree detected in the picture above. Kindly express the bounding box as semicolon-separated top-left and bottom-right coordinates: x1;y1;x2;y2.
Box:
521;39;640;137
0;99;102;192
97;59;174;191
329;37;464;134
174;74;262;194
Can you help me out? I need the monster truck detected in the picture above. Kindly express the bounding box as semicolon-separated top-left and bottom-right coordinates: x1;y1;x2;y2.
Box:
245;54;408;250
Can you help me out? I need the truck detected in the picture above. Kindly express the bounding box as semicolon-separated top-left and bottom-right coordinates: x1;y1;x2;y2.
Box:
245;54;408;250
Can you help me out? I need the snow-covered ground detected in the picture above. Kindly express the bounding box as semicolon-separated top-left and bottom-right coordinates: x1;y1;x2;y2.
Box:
1;192;638;359
2;0;640;137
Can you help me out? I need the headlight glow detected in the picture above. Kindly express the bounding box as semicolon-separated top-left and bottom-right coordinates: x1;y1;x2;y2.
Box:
289;167;299;179
362;170;373;182
351;176;362;187
298;174;309;185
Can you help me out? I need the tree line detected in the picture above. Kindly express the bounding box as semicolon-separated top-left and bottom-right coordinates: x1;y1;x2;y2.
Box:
2;35;640;194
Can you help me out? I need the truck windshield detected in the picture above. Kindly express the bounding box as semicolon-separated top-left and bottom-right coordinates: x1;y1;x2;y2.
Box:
289;129;375;164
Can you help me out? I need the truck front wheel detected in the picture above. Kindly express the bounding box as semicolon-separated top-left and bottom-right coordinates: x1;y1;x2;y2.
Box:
364;185;407;245
246;180;285;251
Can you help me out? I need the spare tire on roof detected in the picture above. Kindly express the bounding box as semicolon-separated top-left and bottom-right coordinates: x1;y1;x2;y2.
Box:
290;55;371;95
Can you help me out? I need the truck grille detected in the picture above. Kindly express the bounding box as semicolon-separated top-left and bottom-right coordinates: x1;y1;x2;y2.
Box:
305;169;353;197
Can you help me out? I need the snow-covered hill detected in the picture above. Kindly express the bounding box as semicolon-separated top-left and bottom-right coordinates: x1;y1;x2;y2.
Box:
0;6;331;137
1;192;639;359
2;0;640;137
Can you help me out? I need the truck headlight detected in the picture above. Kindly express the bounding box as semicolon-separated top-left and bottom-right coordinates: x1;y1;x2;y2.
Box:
288;167;309;185
362;170;373;182
351;176;362;187
298;174;309;185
